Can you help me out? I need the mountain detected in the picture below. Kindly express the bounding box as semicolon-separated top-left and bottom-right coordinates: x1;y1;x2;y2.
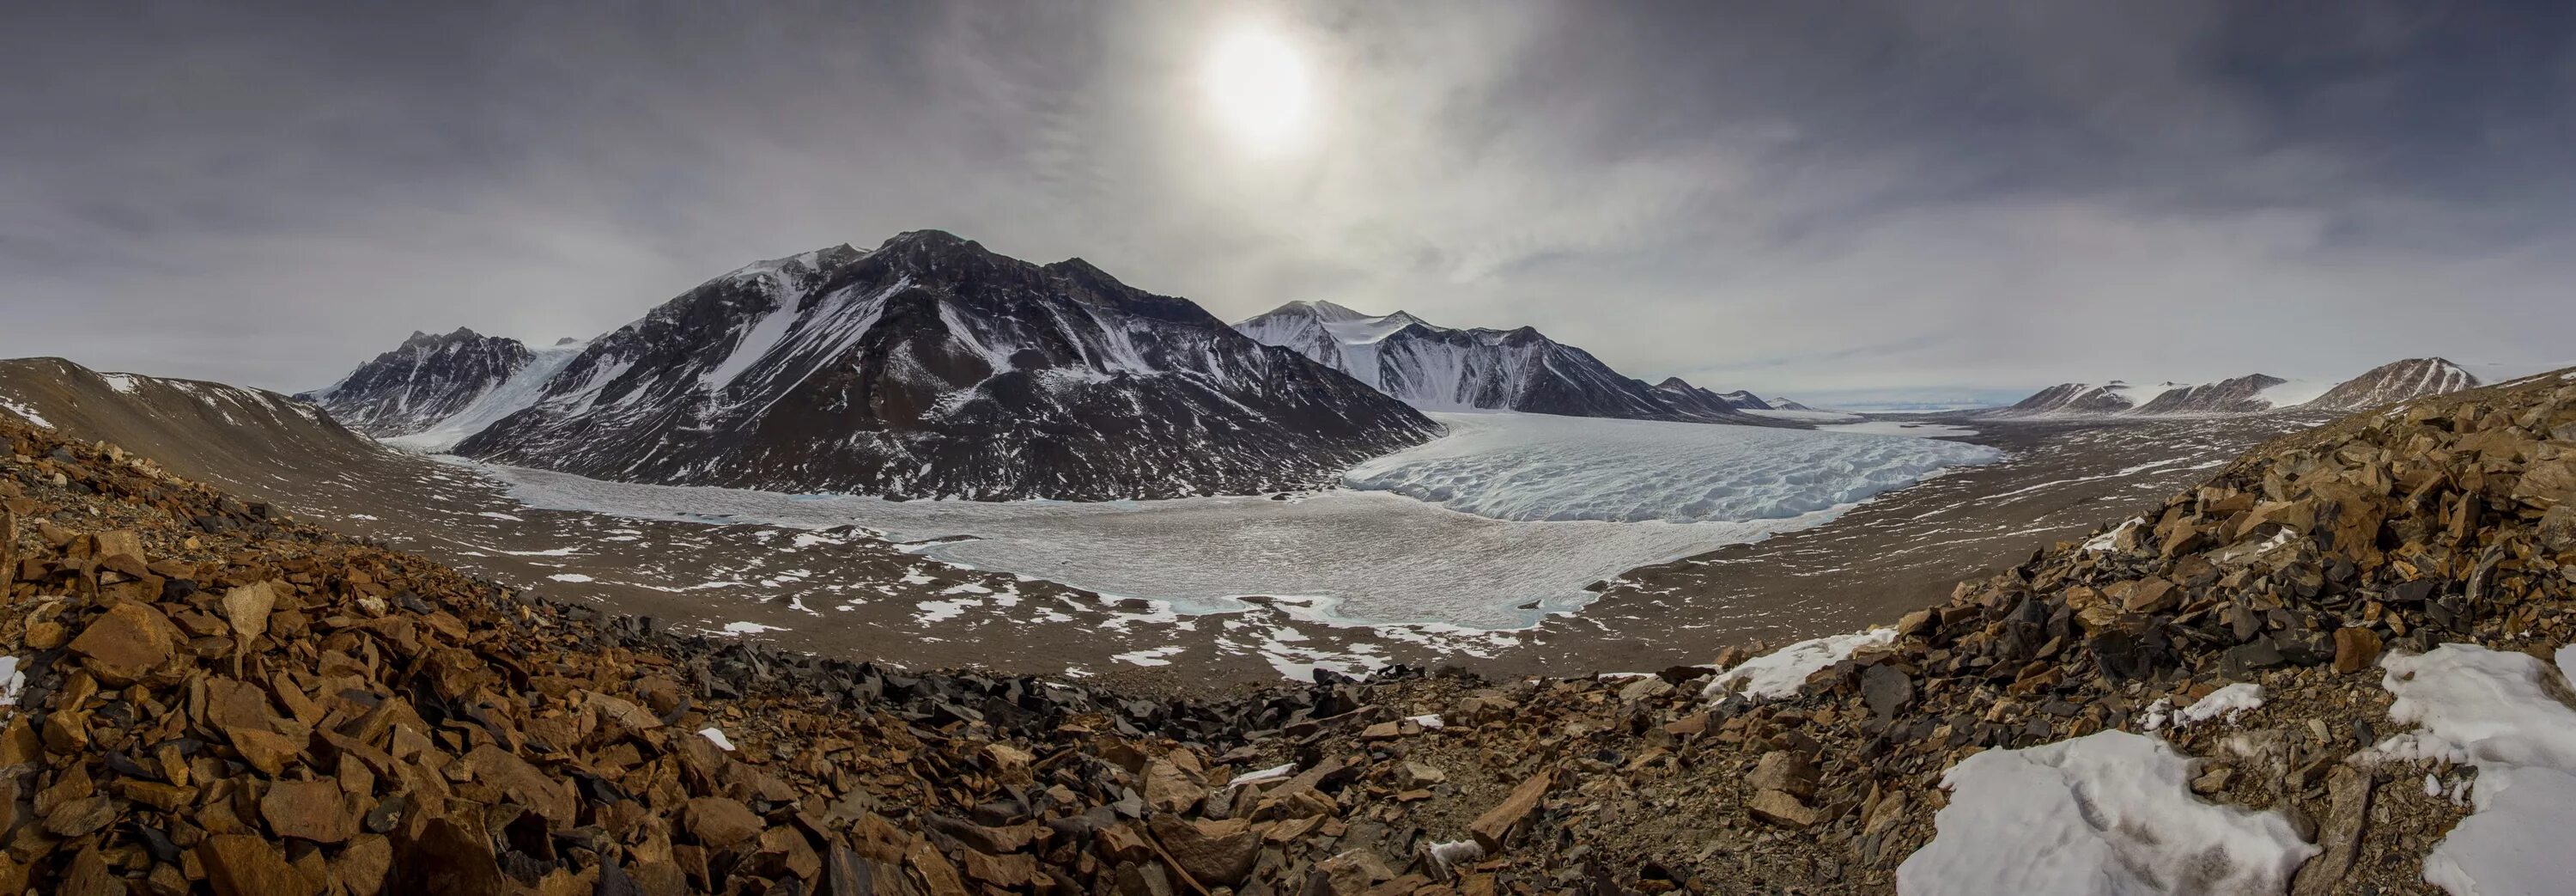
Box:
297;328;533;436
1716;389;1773;411
1770;397;1817;411
1988;381;2151;417
2129;373;2288;415
1644;377;1765;421
0;357;392;494
1236;300;1754;422
2306;357;2481;411
419;231;1437;500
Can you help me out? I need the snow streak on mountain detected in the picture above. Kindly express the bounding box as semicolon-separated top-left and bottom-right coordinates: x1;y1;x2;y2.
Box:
297;328;532;436
2306;357;2481;411
1235;300;1756;423
329;232;1439;500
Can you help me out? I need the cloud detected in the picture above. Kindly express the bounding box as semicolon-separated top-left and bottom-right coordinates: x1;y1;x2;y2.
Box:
2;0;2571;399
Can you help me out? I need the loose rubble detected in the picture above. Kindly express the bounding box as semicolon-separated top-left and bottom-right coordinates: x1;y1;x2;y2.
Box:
0;367;2570;893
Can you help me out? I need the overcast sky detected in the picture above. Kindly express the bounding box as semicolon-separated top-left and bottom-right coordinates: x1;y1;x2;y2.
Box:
6;1;2573;408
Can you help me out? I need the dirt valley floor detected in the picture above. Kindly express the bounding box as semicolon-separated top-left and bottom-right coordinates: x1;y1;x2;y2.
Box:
1;358;2321;691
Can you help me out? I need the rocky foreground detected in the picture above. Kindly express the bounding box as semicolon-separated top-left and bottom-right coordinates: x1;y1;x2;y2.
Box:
0;371;2571;894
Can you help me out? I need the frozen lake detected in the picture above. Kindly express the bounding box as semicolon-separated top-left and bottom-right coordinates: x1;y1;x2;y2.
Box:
463;411;2001;629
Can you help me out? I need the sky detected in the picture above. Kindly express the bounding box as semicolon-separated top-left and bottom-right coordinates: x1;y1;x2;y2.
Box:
5;1;2574;409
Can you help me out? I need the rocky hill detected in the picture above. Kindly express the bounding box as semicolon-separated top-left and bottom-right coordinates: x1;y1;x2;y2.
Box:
2129;372;2291;415
316;232;1439;500
297;329;534;437
0;358;393;495
1235;301;1759;424
2;367;2570;894
2306;357;2481;411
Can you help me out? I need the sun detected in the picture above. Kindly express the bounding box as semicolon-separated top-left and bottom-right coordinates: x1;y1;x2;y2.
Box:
1200;21;1314;155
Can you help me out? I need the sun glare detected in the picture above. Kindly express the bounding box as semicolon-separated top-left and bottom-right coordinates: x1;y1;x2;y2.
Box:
1201;22;1313;155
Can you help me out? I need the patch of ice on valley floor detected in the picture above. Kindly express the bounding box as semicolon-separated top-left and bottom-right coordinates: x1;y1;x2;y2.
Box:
2142;683;2263;732
1702;628;1897;701
1897;730;2317;896
1110;645;1186;667
913;598;975;625
2361;643;2576;896
548;573;594;582
1346;411;2002;524
717;621;785;636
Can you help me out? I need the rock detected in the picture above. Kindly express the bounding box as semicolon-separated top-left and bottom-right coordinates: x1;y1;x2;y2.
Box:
2120;577;2181;613
260;779;355;844
65;600;180;684
683;795;764;849
1149;816;1260;887
2331;627;2384;674
222;582;278;648
1618;676;1674;702
2222;639;2287;679
1397;762;1447;789
1468;772;1552;851
2291;766;2374;896
1140;759;1200;815
1861;665;1913;720
1309;850;1396;896
1747;789;1819;827
199;834;317;896
1746;752;1817;799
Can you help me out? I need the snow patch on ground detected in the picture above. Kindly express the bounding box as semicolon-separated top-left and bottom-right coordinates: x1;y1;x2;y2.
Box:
717;621;785;636
2365;643;2576;896
0;657;21;706
1897;729;2317;895
547;573;595;583
1346;411;2000;524
2142;683;2263;731
1703;628;1898;701
99;373;141;393
1743;407;1865;424
0;399;52;430
1110;645;1186;667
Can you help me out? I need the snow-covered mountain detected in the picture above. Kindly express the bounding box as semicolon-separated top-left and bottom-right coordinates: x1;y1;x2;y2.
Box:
391;231;1439;500
1990;359;2478;419
1643;377;1767;421
1235;300;1755;423
2306;357;2481;411
1770;397;1818;411
297;328;533;436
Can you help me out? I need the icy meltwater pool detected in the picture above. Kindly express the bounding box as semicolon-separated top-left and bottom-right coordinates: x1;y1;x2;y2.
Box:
471;411;1999;629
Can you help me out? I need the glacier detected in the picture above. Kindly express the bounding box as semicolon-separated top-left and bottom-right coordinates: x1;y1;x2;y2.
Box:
1346;411;2001;523
452;411;2001;629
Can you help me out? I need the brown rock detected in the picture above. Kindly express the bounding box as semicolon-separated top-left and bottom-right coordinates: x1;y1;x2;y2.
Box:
1397;761;1447;789
1310;850;1396;896
683;795;764;849
2291;766;2374;896
393;814;507;896
222;582;278;648
200;834;318;896
1747;789;1819;827
905;837;970;896
261;778;356;843
1151;816;1261;887
2120;577;2181;613
65;600;180;684
2332;627;2385;674
1468;771;1551;851
1140;759;1200;815
331;835;392;896
228;726;304;777
1746;752;1818;799
42;795;119;838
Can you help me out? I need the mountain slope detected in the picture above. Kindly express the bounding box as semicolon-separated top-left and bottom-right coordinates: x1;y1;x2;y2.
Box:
1236;300;1754;422
2129;373;2288;415
2306;357;2481;411
298;328;533;436
0;357;393;493
1646;377;1766;421
451;231;1437;499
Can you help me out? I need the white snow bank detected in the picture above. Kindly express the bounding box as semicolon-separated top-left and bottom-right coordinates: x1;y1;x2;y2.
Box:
1897;730;2318;896
0;398;52;430
0;657;21;706
1703;628;1898;701
2142;683;2264;732
2366;643;2576;896
1346;411;2000;524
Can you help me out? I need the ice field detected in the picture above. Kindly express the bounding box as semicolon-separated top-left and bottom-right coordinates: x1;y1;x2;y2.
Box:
466;412;2001;629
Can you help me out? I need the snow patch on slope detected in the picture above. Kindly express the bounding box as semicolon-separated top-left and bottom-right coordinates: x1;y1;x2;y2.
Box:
1702;628;1898;701
382;339;592;453
2366;643;2576;896
1898;730;2318;895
